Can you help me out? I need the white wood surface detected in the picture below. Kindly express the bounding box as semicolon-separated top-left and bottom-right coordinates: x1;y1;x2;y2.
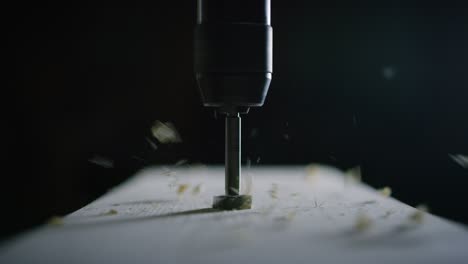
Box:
1;165;467;264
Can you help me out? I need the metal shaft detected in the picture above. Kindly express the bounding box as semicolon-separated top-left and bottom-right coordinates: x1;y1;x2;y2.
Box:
225;113;241;195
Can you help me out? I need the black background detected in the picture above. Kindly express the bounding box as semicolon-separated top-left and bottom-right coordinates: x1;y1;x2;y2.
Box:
4;2;468;238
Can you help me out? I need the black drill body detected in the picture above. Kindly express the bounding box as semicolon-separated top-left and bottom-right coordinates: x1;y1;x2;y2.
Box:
194;0;272;209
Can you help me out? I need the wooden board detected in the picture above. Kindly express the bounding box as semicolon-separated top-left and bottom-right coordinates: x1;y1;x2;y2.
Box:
1;165;467;264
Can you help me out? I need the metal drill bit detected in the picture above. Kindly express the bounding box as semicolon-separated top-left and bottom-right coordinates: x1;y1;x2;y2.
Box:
212;112;251;210
225;113;241;195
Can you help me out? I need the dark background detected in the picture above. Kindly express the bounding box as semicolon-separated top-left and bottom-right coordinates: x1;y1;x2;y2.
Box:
4;2;467;238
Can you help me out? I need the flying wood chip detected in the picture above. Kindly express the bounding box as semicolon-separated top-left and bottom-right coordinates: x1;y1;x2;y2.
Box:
151;120;182;144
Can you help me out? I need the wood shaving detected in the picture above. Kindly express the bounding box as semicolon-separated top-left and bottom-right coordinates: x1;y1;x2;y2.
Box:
312;198;325;208
381;210;395;219
177;184;190;196
275;211;296;223
354;213;372;231
345;166;362;183
47;216;64;226
409;204;429;224
131;155;146;162
268;183;278;199
174;159;188;166
162;167;177;177
361;200;377;205
261;205;276;216
249;128;258;139
378;186;392;197
101;209;118;216
145;137;158;150
188;163;207;169
449;154;468;168
168;177;178;189
191;184;202;195
242;173;253;195
151;120;182;144
88;155;114;168
285;211;296;221
242;159;253;195
229;187;239;195
305;164;320;184
233;228;251;241
352;114;358;127
305;164;318;176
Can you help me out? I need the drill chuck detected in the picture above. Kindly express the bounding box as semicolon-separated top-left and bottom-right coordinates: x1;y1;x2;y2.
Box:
194;0;273;110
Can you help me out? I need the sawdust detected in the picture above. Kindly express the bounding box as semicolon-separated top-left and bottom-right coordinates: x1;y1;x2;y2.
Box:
360;200;377;205
242;158;253;195
268;183;278;199
305;164;318;176
248;128;258;139
382;66;397;80
260;205;276;216
188;163;208;170
174;159;188;166
274;211;296;223
312;198;325;208
286;211;296;221
168;177;178;189
47;216;64;226
162;166;177;177
101;209;118;216
381;210;395;219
